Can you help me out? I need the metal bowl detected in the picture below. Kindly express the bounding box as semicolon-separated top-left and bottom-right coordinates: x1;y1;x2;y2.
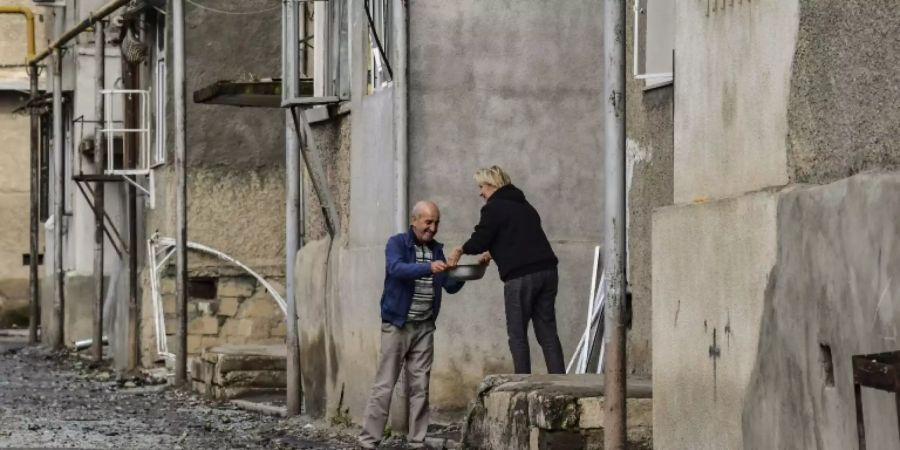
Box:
447;263;488;281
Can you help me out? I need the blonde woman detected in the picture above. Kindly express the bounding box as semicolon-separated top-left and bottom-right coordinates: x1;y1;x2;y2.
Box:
447;166;564;374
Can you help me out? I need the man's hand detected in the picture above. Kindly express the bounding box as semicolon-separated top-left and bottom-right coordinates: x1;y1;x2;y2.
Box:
431;261;448;273
478;252;492;265
446;247;464;267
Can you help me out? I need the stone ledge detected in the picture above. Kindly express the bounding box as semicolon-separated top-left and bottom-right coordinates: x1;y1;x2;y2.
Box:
462;374;652;450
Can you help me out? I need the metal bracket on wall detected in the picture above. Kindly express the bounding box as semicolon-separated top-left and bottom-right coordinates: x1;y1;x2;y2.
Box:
71;174;128;256
288;104;341;236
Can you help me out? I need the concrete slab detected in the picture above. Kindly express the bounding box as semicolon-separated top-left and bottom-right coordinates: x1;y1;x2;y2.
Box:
462;374;652;450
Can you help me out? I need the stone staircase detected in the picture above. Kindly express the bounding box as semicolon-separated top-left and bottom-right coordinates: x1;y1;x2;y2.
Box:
190;344;287;401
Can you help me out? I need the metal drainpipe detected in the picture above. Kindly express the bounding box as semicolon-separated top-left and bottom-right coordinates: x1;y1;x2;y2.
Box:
173;0;189;386
28;62;40;345
92;20;106;362
388;0;411;434
283;0;303;417
602;0;628;449
393;0;408;233
52;7;66;350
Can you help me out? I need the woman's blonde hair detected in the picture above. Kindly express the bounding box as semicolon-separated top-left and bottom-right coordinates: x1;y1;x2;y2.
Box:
474;165;511;188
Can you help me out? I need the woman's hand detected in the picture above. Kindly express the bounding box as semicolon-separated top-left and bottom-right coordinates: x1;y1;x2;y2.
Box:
447;247;464;267
478;252;492;265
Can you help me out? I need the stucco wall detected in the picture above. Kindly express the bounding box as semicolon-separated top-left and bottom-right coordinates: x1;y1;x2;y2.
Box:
625;0;674;378
0;93;33;324
673;0;799;203
652;190;779;450
742;172;900;450
296;0;609;424
786;0;900;184
408;0;603;412
148;0;286;265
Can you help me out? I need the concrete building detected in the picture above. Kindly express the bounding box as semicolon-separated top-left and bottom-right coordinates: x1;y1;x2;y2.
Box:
0;1;45;328
651;1;900;449
26;0;288;373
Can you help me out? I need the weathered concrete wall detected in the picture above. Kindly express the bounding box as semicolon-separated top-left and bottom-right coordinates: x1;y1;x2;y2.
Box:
408;0;604;412
296;0;610;425
0;0;46;87
140;0;287;369
652;190;779;450
624;0;674;377
673;0;799;203
786;0;900;184
147;0;286;267
0;93;32;325
742;172;900;450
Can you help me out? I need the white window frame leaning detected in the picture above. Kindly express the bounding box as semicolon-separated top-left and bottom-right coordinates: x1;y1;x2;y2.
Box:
366;0;392;92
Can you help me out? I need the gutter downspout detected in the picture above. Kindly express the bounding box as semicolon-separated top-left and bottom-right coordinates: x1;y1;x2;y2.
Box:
28;63;40;345
392;0;408;233
173;0;189;386
51;7;66;350
92;20;106;362
388;0;411;434
283;0;303;416
602;0;628;449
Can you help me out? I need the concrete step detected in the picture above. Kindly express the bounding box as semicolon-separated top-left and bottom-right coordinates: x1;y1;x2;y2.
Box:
462;374;652;450
190;344;286;400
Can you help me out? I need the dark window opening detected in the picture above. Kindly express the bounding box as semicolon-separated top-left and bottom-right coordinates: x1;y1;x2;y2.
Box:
820;343;835;387
188;277;217;299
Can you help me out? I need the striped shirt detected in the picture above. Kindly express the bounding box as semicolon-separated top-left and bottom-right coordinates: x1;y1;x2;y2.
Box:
407;243;434;322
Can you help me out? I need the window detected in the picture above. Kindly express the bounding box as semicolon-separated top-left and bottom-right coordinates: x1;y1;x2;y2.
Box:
152;13;166;167
365;0;392;92
315;0;351;98
634;0;674;88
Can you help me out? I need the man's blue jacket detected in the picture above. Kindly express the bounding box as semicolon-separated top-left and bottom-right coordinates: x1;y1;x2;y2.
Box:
381;228;465;327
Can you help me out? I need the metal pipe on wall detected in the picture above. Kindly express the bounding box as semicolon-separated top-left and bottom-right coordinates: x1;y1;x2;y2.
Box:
29;0;129;66
392;0;408;233
602;0;628;449
173;0;189;386
28;63;40;345
283;0;303;416
0;6;36;60
51;8;66;350
92;20;106;362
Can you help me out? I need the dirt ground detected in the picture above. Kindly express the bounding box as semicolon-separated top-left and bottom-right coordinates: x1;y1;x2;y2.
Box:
0;331;364;449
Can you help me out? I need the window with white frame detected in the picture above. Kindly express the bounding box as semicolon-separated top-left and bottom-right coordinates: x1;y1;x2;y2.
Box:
634;0;674;88
317;0;350;98
152;13;166;166
365;0;392;92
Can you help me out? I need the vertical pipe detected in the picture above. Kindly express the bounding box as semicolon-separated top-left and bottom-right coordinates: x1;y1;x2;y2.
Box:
390;0;410;434
283;0;303;416
602;0;627;449
28;63;40;345
392;0;407;233
92;21;106;362
123;65;138;369
173;0;189;386
52;9;65;350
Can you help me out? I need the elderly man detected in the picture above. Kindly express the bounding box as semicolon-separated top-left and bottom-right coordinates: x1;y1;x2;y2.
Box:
358;201;465;449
